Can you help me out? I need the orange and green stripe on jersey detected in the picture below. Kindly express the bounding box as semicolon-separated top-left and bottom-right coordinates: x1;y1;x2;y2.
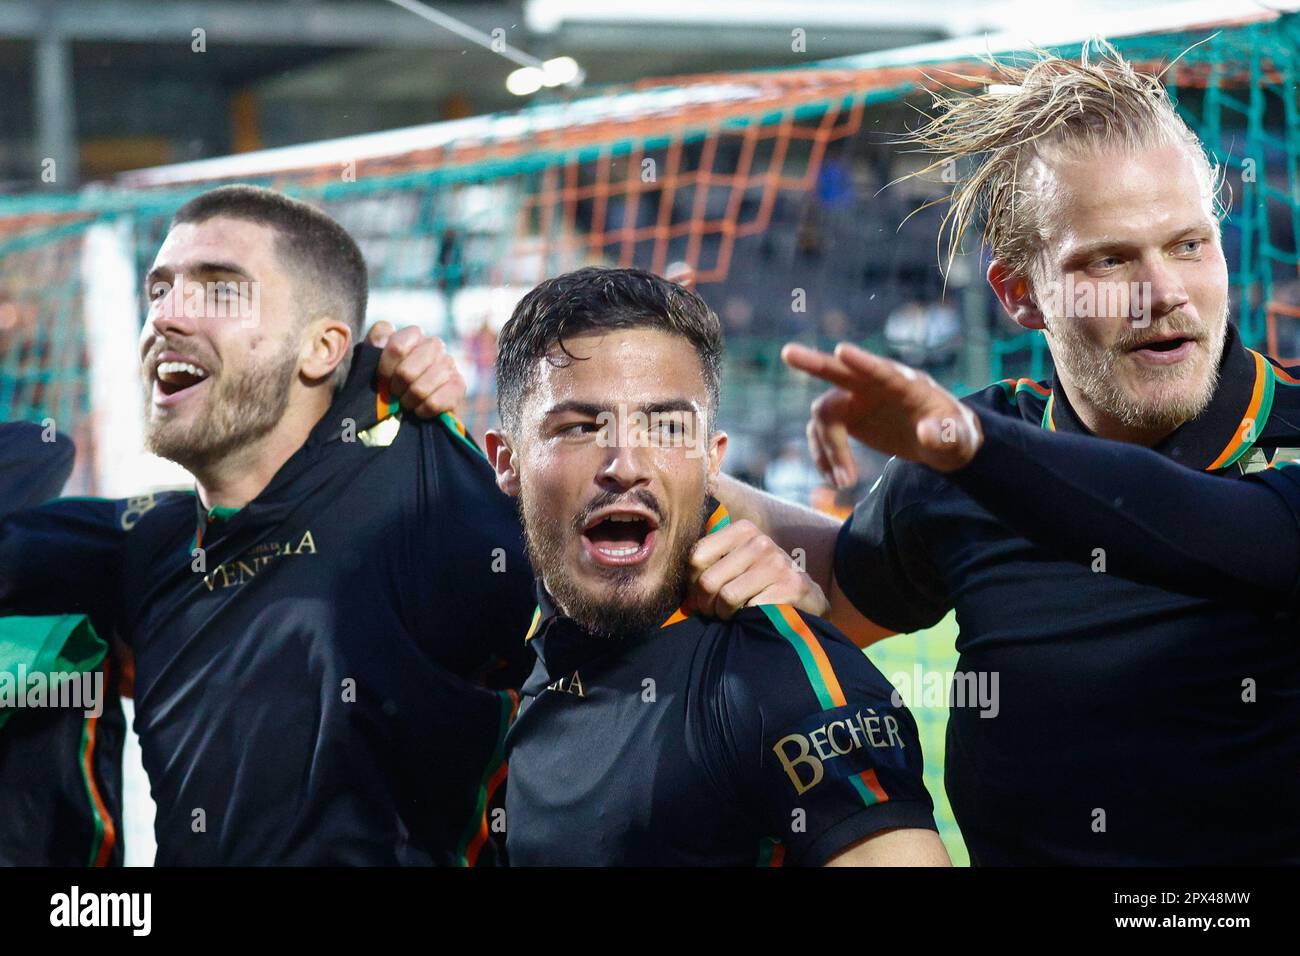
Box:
997;377;1051;402
523;606;543;643
706;501;731;535
994;377;1056;430
374;375;484;458
456;688;520;867
375;378;400;422
1270;360;1300;386
663;502;731;627
1040;392;1057;431
756;836;786;867
1207;349;1276;472
439;411;486;458
80;654;116;867
191;505;240;552
758;603;889;808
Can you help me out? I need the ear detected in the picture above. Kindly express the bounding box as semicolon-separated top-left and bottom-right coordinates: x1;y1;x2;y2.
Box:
300;316;354;383
485;429;521;497
704;430;729;495
987;260;1046;331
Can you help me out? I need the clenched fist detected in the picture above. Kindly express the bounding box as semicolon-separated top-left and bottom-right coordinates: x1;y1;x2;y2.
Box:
687;518;829;619
367;322;467;420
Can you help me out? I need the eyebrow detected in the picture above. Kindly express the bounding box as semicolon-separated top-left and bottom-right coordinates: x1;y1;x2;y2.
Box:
1060;221;1213;266
145;260;255;291
542;399;701;418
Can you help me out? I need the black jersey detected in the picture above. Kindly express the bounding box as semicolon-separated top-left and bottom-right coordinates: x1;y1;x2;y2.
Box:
0;422;124;866
835;325;1300;864
0;346;537;864
506;504;936;866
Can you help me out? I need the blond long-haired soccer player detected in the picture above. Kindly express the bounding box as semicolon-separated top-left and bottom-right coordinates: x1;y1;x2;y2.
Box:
722;44;1300;865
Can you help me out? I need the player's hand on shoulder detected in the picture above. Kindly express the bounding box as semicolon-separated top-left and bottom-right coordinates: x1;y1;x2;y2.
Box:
687;518;830;620
367;321;467;420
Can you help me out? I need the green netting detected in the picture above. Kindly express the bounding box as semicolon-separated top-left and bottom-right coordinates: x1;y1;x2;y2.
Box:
0;230;92;447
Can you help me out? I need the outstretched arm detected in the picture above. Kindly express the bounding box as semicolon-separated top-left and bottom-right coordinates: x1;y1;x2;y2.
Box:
784;341;1300;609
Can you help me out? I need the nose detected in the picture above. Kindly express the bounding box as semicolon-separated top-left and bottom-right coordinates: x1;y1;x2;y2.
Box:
1137;255;1191;322
598;433;653;491
147;278;198;342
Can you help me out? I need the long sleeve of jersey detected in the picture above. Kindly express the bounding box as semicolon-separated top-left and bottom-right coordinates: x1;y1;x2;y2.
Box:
0;421;75;511
949;407;1300;612
0;496;127;629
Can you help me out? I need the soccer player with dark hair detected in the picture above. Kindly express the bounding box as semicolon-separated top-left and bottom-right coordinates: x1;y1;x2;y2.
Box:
0;185;533;864
0;187;827;864
718;46;1300;864
485;267;949;866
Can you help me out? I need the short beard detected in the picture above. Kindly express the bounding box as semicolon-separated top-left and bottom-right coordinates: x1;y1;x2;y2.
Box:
1046;306;1228;434
144;341;299;472
519;491;711;641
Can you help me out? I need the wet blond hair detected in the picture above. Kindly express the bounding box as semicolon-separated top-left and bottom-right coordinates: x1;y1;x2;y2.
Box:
898;40;1225;289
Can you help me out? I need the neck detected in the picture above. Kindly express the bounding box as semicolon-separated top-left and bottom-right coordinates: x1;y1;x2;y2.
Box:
193;395;329;511
1056;377;1180;447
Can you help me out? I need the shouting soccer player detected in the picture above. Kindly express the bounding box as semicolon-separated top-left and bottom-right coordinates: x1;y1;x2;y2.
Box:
485;267;949;866
0;186;824;865
720;46;1300;864
1;186;533;864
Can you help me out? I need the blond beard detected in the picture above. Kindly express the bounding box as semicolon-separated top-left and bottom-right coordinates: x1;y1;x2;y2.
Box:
1044;307;1228;434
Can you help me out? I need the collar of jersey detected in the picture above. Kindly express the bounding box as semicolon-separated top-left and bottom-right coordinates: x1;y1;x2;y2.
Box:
189;497;242;549
187;340;477;549
1040;323;1278;472
524;498;731;647
315;342;395;447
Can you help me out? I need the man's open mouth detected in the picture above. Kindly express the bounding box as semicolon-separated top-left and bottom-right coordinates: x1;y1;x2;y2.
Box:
1128;335;1197;364
153;357;211;404
581;508;660;567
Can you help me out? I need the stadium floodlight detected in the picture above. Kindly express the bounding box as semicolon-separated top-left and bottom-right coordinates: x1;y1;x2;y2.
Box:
508;57;584;95
542;56;584;88
507;67;546;96
384;0;584;96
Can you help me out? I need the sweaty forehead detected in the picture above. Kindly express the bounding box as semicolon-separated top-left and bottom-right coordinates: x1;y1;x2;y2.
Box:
1038;142;1211;251
530;328;708;412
